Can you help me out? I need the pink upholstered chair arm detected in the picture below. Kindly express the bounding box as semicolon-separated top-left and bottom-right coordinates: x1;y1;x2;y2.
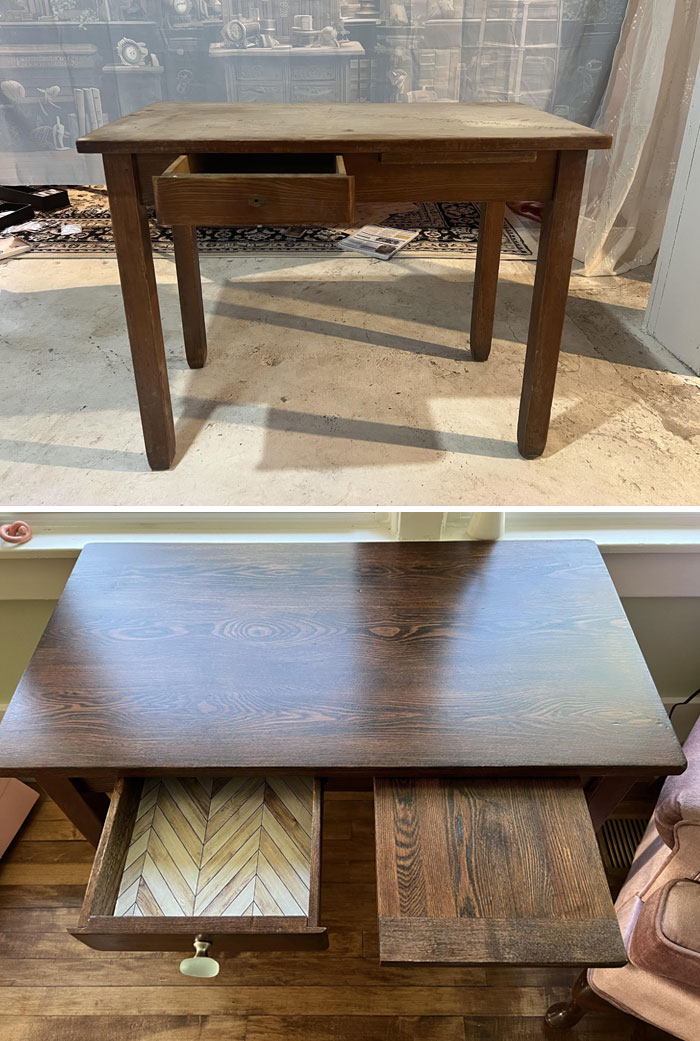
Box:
628;879;700;989
655;717;700;848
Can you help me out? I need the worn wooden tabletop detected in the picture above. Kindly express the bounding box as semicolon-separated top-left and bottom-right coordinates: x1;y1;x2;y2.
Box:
76;102;612;154
0;540;683;778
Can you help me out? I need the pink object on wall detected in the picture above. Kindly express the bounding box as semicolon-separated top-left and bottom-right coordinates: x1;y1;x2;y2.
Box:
0;778;39;858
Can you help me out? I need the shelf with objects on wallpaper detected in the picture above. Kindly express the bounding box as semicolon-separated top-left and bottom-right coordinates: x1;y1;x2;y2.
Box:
0;0;628;182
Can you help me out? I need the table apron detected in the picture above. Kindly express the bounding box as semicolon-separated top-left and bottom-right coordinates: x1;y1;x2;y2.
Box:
34;769;643;847
134;149;558;207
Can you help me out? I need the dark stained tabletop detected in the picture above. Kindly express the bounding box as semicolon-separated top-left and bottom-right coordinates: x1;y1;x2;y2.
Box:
0;541;684;778
76;102;612;155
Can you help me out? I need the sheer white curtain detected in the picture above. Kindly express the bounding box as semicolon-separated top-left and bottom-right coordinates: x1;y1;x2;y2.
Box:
575;0;700;275
0;0;627;184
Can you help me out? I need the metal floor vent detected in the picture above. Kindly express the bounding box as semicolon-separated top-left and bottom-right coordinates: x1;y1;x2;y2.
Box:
597;815;650;890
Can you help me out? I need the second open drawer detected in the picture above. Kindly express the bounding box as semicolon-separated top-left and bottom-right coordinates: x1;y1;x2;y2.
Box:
153;153;354;227
71;775;326;954
374;776;627;967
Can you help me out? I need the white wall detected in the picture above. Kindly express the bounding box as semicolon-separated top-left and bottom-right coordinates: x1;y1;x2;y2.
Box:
622;597;700;741
0;600;57;713
645;57;700;373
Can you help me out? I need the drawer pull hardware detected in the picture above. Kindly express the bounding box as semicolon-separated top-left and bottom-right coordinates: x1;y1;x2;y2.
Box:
179;936;220;978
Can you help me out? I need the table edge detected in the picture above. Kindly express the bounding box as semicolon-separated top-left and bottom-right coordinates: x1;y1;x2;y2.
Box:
77;136;613;155
3;758;686;779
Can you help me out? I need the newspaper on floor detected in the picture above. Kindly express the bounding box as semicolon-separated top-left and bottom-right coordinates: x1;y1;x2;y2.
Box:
337;224;419;260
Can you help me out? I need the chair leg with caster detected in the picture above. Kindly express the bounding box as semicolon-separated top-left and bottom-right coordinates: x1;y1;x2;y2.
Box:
545;969;607;1030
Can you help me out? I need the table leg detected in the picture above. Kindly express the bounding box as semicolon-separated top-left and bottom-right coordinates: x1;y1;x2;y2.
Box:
517;150;588;458
585;776;636;832
103;153;176;471
36;776;109;847
172;225;207;369
470;201;505;362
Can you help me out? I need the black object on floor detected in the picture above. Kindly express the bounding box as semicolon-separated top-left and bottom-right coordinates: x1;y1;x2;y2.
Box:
0;186;70;212
0;202;34;231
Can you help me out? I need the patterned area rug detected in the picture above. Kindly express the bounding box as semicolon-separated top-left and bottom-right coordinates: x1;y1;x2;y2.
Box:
6;191;538;259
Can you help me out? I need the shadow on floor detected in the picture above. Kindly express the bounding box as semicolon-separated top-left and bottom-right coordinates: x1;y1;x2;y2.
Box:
1;262;691;473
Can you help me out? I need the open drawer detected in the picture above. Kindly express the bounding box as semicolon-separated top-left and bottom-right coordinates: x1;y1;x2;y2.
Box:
153;153;354;227
374;777;627;967
71;776;327;958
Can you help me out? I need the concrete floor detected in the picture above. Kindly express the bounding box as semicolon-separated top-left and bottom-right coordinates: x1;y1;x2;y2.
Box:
1;250;698;506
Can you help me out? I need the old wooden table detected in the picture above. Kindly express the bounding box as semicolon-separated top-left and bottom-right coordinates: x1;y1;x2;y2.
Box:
0;540;683;968
77;103;611;469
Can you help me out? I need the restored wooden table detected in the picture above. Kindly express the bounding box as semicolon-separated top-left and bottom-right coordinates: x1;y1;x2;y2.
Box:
0;540;682;968
77;103;611;469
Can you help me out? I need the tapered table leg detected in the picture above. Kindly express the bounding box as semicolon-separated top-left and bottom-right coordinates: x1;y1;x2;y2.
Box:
470;201;505;361
517;150;587;458
172;225;207;369
36;776;109;847
104;153;176;471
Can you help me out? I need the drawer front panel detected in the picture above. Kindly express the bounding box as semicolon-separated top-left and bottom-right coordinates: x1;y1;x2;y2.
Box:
74;916;328;953
153;153;354;226
344;150;557;203
72;775;326;954
379;150;539;165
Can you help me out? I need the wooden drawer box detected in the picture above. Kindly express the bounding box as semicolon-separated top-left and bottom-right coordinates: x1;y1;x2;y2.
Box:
374;776;626;967
71;776;327;955
153;153;354;227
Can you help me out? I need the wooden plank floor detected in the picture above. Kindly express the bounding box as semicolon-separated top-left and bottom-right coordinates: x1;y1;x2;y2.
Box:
0;789;675;1041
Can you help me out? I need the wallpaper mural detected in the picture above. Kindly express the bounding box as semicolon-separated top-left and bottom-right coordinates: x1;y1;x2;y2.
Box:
0;0;629;181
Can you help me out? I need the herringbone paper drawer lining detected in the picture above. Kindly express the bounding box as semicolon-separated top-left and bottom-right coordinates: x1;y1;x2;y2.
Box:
114;777;313;918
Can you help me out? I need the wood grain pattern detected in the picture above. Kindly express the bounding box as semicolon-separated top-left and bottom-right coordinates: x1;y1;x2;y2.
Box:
378;919;625;968
154;154;353;227
0;790;673;1041
0;541;682;779
114;777;314;918
76;102;612;155
374;777;626;967
379;150;538;165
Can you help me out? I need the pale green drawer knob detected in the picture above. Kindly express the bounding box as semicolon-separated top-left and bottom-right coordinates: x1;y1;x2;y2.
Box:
179;937;220;978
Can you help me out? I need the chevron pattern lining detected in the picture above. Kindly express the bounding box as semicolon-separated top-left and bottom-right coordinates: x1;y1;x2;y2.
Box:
113;776;313;918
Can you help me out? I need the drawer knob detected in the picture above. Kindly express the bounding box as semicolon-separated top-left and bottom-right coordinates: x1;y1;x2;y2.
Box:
179;937;220;978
